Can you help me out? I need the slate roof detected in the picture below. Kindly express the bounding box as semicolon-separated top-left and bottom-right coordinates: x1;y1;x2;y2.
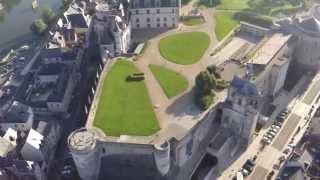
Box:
299;17;320;33
38;63;65;76
41;48;61;60
230;76;259;97
98;148;163;180
67;14;88;28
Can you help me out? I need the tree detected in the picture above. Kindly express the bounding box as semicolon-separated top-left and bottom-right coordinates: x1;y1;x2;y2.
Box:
194;70;217;110
195;71;216;94
42;6;56;24
30;19;48;35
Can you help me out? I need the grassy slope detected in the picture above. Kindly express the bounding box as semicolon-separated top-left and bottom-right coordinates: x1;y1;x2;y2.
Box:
159;32;210;65
216;0;249;10
94;59;159;136
214;12;239;40
149;64;189;98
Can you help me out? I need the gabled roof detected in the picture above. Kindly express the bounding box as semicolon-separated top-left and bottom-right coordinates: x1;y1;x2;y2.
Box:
230;76;259;97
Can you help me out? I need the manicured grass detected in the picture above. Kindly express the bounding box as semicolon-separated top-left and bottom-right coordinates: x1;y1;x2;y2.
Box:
159;32;210;65
149;64;188;98
182;16;205;26
216;0;249;10
94;59;160;136
214;11;239;40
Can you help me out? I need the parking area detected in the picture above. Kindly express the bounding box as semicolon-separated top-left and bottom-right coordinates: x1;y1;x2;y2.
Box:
272;113;301;151
249;165;268;180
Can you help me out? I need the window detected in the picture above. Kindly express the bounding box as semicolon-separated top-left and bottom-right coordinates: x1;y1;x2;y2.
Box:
163;17;167;21
136;18;139;23
172;23;176;27
157;17;160;22
147;9;150;14
172;8;175;13
147;18;150;22
157;9;160;13
136;24;140;28
157;23;160;27
136;10;139;14
163;23;167;27
147;24;151;28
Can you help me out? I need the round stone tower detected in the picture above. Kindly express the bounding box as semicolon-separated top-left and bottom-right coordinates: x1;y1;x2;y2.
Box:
68;128;102;180
154;141;171;176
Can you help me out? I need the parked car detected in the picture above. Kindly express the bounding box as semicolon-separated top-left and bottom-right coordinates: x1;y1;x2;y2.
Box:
261;137;272;145
264;134;273;139
269;128;279;134
273;121;282;127
242;159;256;173
267;131;277;137
271;125;281;130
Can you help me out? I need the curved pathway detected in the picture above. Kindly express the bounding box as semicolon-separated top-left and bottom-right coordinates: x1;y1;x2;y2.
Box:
134;7;221;129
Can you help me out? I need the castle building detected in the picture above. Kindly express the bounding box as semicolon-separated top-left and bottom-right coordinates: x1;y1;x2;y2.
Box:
129;0;180;29
68;76;261;180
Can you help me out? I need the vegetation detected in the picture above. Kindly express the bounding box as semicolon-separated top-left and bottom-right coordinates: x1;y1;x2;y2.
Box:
195;71;216;110
94;59;160;136
149;64;189;98
159;32;210;65
30;19;48;35
194;64;229;109
42;6;57;24
214;12;239;40
181;16;205;26
30;6;56;36
182;0;192;5
213;0;306;40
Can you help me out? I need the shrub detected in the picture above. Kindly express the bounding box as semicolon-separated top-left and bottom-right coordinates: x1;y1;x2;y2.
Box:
30;19;48;35
216;79;229;90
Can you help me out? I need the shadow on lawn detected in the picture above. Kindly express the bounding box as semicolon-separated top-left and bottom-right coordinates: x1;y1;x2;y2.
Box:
165;87;203;118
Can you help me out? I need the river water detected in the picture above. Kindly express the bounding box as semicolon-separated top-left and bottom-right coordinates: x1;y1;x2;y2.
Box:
0;0;62;51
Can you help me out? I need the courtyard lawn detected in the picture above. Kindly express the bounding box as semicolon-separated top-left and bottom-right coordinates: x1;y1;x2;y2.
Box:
216;0;249;10
159;32;210;65
149;64;188;98
94;59;160;136
214;11;239;40
182;16;205;26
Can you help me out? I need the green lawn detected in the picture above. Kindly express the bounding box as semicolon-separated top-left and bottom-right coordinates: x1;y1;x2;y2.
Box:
149;64;188;98
214;11;239;40
159;32;210;65
216;0;249;10
94;59;160;136
182;17;205;26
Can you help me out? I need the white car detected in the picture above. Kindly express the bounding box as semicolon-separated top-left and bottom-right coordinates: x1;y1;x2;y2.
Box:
269;128;279;134
272;125;281;130
264;134;273;139
262;137;272;145
267;131;277;137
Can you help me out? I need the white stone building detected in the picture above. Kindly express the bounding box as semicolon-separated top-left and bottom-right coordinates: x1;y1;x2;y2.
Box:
129;0;180;29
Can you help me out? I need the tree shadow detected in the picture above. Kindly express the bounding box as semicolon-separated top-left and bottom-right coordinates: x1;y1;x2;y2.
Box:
165;87;203;118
